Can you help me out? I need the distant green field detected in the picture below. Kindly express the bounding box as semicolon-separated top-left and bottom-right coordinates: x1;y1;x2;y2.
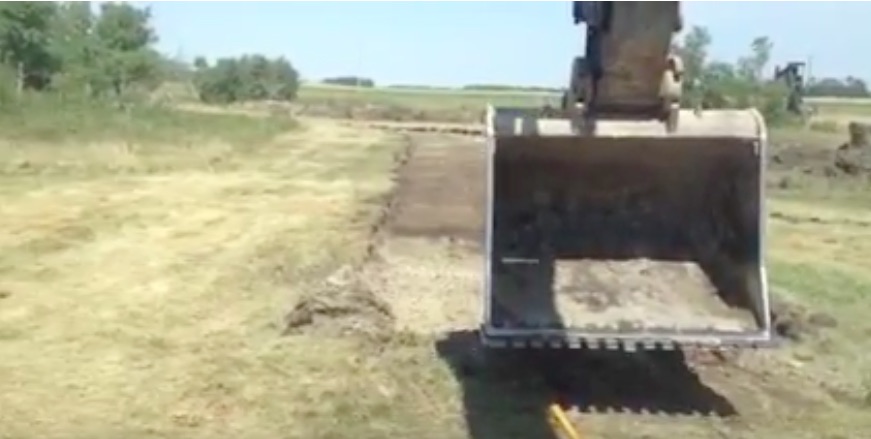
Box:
806;97;871;116
298;82;560;110
298;82;871;116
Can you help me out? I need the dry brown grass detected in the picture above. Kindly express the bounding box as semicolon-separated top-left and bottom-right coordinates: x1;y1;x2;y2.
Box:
0;115;418;439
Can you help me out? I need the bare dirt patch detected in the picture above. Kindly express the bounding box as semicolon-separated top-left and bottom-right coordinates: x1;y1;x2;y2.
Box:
385;134;486;242
360;133;487;333
493;258;758;331
285;132;487;337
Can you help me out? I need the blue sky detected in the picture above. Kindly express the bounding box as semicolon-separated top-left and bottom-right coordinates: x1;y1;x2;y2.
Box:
135;1;870;87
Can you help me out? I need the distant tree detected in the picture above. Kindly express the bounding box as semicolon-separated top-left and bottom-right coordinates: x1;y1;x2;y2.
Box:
671;26;793;122
268;57;300;100
0;1;307;109
158;53;193;82
49;1;100;96
92;3;161;97
674;25;711;98
0;2;59;92
193;56;208;69
736;36;772;82
322;76;375;87
0;1;162;100
193;54;300;103
806;77;870;98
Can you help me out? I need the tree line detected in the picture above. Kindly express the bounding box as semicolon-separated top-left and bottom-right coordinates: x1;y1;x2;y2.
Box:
671;26;869;121
0;2;160;100
325;27;869;115
192;55;298;104
805;77;869;98
0;3;865;112
322;76;375;88
0;2;301;106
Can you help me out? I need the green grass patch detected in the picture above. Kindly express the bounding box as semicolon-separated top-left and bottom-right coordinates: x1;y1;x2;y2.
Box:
770;260;869;310
0;93;297;146
774;187;871;211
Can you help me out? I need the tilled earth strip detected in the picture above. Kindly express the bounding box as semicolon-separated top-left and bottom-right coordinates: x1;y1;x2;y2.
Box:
284;132;487;337
362;133;487;333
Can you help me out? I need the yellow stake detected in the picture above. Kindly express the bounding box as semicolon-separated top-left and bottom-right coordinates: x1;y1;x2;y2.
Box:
548;403;582;439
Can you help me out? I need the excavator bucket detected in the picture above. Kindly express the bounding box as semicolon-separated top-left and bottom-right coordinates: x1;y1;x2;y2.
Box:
481;107;773;351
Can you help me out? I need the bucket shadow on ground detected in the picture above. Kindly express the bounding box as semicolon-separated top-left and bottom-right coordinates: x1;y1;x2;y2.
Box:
435;330;736;439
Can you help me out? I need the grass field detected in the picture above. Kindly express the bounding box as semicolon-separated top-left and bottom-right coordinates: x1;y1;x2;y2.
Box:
0;101;406;437
1;92;870;438
299;81;871;116
298;82;558;111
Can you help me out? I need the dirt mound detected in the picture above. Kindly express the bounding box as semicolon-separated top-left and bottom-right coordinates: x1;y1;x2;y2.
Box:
769;293;837;342
766;122;871;186
283;265;395;339
834;147;871;176
833;122;871;176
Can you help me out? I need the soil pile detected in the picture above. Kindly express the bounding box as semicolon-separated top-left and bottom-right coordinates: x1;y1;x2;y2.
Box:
834;122;871;176
284;265;395;339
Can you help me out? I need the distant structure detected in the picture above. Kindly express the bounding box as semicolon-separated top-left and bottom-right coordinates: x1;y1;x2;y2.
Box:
774;61;807;116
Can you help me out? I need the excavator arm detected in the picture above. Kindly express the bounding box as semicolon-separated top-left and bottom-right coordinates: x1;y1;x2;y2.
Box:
565;1;684;132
